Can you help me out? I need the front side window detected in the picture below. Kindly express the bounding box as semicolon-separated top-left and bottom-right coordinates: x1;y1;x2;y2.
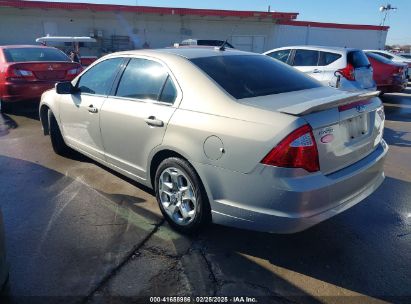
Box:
116;58;169;101
292;49;320;66
267;49;291;64
77;58;123;95
190;55;321;100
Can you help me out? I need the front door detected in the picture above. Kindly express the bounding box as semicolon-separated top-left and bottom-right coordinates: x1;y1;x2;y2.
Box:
59;57;123;159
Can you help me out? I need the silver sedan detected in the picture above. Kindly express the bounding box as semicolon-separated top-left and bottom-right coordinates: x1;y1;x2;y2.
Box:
39;47;388;234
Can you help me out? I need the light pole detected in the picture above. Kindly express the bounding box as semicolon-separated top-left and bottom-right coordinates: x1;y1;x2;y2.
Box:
379;4;397;27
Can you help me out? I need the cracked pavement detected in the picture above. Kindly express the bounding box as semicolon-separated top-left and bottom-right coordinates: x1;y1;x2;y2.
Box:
0;87;411;304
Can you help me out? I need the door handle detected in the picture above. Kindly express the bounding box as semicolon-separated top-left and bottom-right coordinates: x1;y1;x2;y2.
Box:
313;69;322;73
88;105;98;113
145;116;164;127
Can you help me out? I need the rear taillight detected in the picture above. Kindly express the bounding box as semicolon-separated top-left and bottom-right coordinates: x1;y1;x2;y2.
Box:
338;63;355;81
5;67;36;81
261;125;320;173
393;67;405;77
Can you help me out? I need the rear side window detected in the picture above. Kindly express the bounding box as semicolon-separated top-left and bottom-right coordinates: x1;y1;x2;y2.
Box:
116;58;169;101
77;58;123;95
3;47;70;62
266;49;291;64
348;51;371;68
292;49;320;66
319;52;342;66
373;52;393;60
190;55;321;100
159;77;177;104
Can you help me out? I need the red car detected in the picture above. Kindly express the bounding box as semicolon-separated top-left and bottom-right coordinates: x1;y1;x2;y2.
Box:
0;45;82;112
366;52;408;94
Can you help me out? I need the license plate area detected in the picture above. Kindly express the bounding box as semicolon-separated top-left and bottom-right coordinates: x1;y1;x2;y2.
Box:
341;113;369;142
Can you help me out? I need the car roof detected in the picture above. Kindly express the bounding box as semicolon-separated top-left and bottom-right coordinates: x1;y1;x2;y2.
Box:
111;47;254;60
265;45;358;53
0;45;55;49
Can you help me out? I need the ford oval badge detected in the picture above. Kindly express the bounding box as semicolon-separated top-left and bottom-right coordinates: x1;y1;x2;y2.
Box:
321;134;334;144
356;104;366;113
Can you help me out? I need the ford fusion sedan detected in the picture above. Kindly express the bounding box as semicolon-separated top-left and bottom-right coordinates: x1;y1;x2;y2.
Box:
0;45;82;113
264;46;376;92
39;48;387;234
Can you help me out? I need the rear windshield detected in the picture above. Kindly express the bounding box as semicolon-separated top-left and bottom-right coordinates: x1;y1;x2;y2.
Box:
348;51;371;68
3;48;70;63
190;55;321;99
366;52;393;64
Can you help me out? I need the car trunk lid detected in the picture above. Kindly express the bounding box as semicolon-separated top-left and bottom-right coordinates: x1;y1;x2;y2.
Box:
240;87;384;175
6;62;81;81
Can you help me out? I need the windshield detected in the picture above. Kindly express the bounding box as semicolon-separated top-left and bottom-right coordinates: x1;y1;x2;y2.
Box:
4;47;70;63
190;55;321;99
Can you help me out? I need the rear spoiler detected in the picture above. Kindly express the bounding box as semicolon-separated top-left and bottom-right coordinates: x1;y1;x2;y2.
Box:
277;90;380;116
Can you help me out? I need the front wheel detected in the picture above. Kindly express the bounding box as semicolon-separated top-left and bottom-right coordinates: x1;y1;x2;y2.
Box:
155;157;211;234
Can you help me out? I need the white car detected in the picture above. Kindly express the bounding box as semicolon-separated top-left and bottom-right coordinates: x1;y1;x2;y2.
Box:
264;46;376;92
365;50;411;78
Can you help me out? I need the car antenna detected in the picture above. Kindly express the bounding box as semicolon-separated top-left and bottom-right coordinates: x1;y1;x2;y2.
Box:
218;25;237;51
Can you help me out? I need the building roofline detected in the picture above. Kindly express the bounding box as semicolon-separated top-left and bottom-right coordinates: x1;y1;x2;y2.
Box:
0;0;299;20
278;20;389;31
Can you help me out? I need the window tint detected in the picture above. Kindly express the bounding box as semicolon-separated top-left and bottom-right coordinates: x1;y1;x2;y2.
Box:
319;52;342;66
267;49;291;63
292;49;319;66
159;77;177;104
348;51;371;68
399;54;411;59
4;47;70;62
373;52;393;60
190;55;321;100
116;58;168;101
77;58;123;95
366;52;392;64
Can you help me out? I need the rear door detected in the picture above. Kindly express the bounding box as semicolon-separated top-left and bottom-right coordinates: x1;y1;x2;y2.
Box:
100;57;179;180
318;51;342;84
348;50;375;89
291;49;322;81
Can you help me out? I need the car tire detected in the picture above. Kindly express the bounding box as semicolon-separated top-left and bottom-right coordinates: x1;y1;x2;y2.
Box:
155;157;211;234
0;99;11;114
48;109;70;156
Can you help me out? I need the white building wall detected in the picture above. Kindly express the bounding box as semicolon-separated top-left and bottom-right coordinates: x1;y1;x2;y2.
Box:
0;7;275;55
273;25;387;50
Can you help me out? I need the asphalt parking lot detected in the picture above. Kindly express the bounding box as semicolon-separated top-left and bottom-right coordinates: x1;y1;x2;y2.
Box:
0;88;410;304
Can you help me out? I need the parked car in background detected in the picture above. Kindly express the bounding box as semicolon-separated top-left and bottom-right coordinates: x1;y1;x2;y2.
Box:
366;52;408;94
179;39;234;48
0;45;83;113
40;47;387;234
398;53;411;60
364;50;411;79
0;209;7;291
263;46;376;92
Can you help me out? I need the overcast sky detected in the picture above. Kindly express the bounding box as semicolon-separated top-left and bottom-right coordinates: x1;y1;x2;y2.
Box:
42;0;411;45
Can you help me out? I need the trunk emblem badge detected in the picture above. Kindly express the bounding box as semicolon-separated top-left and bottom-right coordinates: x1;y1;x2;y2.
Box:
48;66;54;71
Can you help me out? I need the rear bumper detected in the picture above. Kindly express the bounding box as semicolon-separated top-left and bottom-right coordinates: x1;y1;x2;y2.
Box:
198;140;388;234
1;81;56;102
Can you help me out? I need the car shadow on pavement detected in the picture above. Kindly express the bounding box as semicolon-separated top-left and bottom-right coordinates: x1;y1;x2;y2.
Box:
4;100;40;121
383;128;411;147
199;176;411;303
0;113;18;137
0;155;322;303
381;88;411;123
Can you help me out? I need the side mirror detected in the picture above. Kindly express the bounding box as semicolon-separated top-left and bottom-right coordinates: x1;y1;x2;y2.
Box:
55;81;75;94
